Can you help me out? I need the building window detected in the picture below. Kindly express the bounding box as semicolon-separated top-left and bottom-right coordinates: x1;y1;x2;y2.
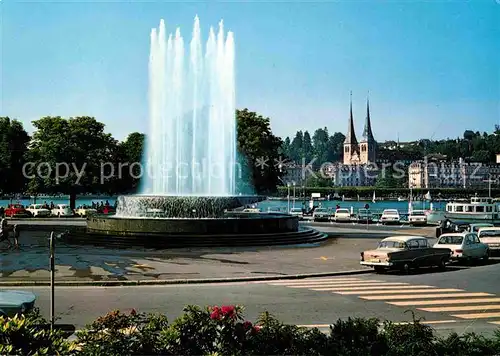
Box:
476;206;484;213
466;206;474;213
455;206;463;212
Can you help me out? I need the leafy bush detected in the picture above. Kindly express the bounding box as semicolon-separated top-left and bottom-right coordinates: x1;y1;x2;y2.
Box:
2;305;500;355
0;308;75;355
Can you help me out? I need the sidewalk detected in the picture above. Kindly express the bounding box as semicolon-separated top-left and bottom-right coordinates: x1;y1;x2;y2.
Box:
0;223;437;285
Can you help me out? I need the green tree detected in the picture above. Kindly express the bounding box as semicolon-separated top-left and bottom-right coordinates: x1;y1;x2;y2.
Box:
114;132;145;193
312;127;329;168
328;132;345;162
302;131;314;163
236;109;283;195
0;117;30;194
26;116;117;208
289;131;304;162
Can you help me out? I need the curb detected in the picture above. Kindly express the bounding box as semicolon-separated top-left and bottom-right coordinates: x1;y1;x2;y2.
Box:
0;269;373;287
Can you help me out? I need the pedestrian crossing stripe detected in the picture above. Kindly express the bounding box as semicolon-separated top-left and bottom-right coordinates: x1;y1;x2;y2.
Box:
451;312;500;319
420;305;500;312
265;277;500;325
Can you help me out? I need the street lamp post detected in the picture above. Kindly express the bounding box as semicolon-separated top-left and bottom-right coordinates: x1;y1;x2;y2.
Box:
287;182;291;213
292;181;296;209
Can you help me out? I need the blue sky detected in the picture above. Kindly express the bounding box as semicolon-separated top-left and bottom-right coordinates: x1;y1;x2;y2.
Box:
1;0;498;142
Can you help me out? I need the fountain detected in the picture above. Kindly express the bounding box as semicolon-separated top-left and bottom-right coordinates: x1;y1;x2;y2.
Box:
68;17;326;247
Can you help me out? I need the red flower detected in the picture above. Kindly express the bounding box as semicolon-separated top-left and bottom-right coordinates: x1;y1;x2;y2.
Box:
243;321;252;330
253;325;261;333
210;306;222;320
221;305;236;318
130;309;137;316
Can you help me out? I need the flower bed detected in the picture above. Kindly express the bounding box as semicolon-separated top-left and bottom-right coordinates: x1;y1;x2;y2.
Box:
1;306;499;355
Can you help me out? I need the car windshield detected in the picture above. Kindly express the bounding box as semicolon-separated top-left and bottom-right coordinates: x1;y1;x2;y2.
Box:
472;225;493;232
378;240;405;249
479;230;500;238
438;236;463;244
337;209;349;213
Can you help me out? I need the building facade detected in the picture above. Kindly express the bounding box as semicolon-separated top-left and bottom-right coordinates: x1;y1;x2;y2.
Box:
408;157;500;189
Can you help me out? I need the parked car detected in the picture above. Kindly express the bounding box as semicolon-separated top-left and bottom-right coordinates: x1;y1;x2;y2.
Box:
477;227;500;252
0;290;36;318
334;208;351;222
380;209;400;224
312;208;330;222
360;235;451;273
289;208;304;220
51;204;74;217
357;208;373;223
408;210;427;226
434;232;489;262
26;204;51;217
75;207;98;217
4;204;30;218
467;223;494;233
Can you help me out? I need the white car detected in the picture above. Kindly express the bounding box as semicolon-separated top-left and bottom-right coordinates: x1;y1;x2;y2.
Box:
380;209;400;224
75;207;98;217
334;208;351;222
408;210;427;226
477;227;500;252
313;208;330;222
467;223;494;233
25;204;51;217
434;232;489;262
289;208;304;220
51;204;74;217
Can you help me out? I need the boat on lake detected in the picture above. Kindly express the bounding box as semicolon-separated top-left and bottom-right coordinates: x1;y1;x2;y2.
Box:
444;197;500;224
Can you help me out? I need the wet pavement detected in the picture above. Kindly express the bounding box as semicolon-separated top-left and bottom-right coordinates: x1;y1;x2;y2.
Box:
0;221;437;283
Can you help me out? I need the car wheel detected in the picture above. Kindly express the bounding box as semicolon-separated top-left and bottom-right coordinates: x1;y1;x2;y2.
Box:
374;266;385;274
438;257;447;271
402;263;411;274
483;249;490;262
20;303;27;314
57;213;61;218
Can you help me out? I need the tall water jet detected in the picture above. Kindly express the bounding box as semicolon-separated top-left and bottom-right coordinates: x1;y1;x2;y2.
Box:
142;16;237;196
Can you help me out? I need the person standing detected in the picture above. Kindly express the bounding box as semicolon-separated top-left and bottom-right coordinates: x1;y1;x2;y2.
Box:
12;224;19;249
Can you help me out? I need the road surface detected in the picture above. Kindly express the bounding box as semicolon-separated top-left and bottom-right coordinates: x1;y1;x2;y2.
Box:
15;258;500;336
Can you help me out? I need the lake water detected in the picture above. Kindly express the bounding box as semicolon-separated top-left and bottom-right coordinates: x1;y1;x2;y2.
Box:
0;196;444;214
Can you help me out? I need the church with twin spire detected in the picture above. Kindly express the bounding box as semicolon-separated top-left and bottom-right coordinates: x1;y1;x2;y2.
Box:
343;93;377;165
328;93;379;186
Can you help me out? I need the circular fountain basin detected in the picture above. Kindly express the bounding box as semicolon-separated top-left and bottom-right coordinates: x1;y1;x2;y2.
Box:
59;195;328;247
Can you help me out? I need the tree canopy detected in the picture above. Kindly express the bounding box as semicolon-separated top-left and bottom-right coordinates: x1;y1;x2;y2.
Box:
236;109;283;195
0;117;30;194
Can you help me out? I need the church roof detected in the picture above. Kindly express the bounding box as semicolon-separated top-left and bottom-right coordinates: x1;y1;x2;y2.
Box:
344;92;358;145
361;97;375;143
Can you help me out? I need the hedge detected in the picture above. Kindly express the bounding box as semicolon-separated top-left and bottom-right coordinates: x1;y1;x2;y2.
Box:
1;306;500;355
275;186;500;198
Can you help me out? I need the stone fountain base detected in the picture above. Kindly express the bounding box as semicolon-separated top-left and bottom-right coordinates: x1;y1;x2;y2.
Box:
58;195;328;248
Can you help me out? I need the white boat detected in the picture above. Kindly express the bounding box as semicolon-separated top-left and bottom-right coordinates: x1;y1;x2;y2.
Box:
444;197;500;223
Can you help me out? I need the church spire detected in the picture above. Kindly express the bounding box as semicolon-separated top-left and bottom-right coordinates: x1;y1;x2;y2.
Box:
345;91;358;145
362;94;375;142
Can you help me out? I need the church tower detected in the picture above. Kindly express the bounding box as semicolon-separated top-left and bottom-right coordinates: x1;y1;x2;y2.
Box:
343;92;360;165
359;96;376;164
